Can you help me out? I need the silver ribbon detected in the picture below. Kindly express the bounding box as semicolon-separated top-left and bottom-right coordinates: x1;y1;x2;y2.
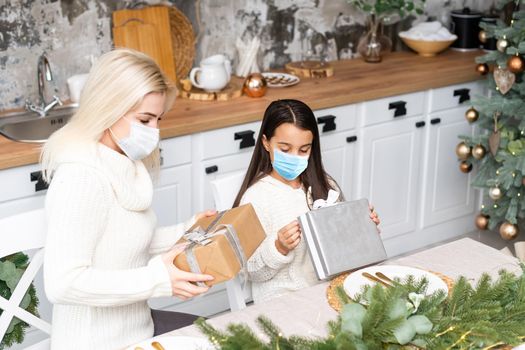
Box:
183;216;248;288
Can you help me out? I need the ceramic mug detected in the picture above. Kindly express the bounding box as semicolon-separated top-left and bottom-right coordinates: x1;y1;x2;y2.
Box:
190;55;231;92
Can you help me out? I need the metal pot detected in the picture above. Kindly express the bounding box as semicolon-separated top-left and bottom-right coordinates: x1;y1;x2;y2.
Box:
450;7;482;51
480;15;498;51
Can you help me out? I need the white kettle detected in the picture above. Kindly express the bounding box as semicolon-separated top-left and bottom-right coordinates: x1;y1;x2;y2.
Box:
190;55;232;92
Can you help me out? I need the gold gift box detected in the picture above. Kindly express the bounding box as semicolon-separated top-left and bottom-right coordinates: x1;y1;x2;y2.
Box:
173;204;266;286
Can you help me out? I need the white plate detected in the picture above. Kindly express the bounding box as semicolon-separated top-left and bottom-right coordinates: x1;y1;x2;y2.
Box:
262;72;300;88
126;335;214;350
343;265;448;300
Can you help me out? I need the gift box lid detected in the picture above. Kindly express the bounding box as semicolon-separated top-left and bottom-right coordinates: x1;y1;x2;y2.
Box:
299;198;386;280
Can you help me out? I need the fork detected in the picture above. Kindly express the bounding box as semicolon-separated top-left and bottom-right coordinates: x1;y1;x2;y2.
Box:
362;272;393;288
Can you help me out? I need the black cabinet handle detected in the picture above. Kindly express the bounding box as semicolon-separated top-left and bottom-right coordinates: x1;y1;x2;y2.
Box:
346;135;358;143
415;121;426;128
453;88;470;103
30;171;49;192
430;118;441;125
234;130;256;149
205;165;218;174
159;147;164;166
388;101;407;117
316;115;337;132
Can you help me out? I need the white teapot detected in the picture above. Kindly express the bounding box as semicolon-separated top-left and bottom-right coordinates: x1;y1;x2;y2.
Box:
189;54;232;92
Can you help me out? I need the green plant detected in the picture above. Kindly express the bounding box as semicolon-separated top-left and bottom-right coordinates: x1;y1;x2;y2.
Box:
348;0;426;20
0;253;40;350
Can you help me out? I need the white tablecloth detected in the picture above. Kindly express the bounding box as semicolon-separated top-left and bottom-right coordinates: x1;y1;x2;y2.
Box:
165;238;522;342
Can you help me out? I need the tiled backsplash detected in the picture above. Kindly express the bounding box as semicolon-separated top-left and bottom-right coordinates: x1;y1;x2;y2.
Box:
0;0;497;110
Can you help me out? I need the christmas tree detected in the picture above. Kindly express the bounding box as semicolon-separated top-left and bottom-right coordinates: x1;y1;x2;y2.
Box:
459;0;525;241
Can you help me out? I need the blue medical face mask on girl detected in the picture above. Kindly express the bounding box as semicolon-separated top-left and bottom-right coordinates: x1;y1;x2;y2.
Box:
272;149;309;181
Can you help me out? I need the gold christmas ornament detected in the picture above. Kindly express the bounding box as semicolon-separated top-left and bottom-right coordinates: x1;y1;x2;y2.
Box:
494;67;515;95
456;142;471;160
472;144;486;160
489;186;503;200
476;63;489;75
497;38;509;52
243;73;268;98
459;161;472;173
499;221;519;240
475;214;489;230
465;107;479;123
507;55;525;74
478;30;487;44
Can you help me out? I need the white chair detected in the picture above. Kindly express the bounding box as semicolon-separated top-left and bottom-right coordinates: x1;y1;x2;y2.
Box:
209;172;252;311
0;209;50;349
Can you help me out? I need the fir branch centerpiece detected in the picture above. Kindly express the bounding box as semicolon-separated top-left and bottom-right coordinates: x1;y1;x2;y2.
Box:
196;265;525;349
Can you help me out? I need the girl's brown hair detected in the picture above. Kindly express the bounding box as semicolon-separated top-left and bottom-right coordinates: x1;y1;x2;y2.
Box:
233;99;333;207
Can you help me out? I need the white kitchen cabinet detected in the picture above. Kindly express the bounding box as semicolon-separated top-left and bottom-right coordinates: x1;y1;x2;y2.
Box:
428;81;484;113
151;164;193;226
193;122;260;212
358;115;426;240
0;163;47;219
321;131;358;200
315;104;358;199
420;107;476;228
195;152;253;212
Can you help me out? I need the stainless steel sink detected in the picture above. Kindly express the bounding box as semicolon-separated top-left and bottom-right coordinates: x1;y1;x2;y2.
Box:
0;104;78;143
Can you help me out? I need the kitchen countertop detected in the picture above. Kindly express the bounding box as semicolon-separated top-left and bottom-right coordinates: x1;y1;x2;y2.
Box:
0;50;481;170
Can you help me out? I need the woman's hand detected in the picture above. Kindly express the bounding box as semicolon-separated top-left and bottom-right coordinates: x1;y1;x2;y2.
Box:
161;244;214;300
275;220;302;256
369;204;381;233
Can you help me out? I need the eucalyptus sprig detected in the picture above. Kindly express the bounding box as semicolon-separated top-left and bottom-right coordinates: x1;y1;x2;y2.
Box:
348;0;426;20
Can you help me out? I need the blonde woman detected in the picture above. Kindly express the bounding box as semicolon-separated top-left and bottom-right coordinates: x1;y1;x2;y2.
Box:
41;49;214;350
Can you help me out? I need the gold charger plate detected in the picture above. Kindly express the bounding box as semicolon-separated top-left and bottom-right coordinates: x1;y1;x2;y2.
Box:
326;269;455;312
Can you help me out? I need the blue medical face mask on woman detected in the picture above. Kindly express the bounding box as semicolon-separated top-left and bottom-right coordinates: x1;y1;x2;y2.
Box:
272;149;309;181
109;118;160;161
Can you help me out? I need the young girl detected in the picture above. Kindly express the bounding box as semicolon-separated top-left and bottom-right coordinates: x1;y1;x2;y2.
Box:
233;99;380;303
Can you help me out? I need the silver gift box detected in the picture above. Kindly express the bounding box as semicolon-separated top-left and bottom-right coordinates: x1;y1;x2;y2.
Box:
298;198;386;280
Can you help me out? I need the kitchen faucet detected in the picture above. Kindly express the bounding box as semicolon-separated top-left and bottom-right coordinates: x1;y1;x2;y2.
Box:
25;53;63;117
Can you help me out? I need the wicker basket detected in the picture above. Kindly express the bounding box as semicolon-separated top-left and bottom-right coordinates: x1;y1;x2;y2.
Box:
168;6;195;80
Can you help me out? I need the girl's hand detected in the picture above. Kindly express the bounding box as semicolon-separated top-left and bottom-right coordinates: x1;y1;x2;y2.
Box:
162;244;214;299
195;209;217;222
369;204;381;233
275;220;302;256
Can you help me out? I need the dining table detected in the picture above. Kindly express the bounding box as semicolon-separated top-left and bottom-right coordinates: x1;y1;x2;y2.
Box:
162;237;523;346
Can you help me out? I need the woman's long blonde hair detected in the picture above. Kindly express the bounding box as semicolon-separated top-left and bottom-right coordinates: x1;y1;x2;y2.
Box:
40;48;176;182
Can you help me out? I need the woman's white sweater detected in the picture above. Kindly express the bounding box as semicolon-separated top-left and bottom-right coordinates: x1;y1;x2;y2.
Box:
43;143;192;350
240;175;319;303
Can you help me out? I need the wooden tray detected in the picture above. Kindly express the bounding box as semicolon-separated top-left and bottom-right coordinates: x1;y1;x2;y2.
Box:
285;61;334;78
178;77;244;101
